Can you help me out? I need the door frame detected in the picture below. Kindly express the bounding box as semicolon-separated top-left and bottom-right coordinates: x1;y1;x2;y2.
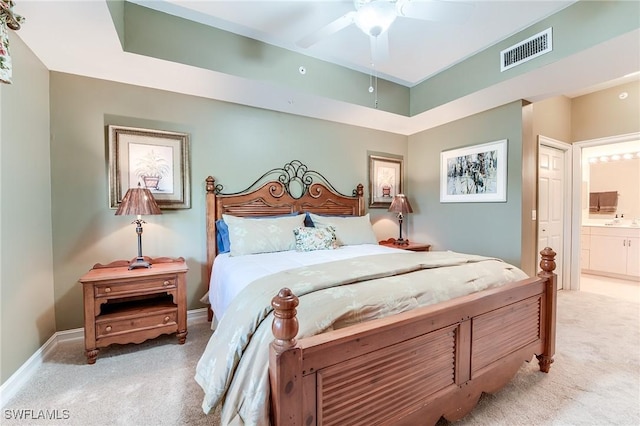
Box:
571;131;640;290
538;136;572;290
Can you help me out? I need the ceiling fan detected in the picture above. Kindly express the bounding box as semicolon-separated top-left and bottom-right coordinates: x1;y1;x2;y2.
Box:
297;0;473;63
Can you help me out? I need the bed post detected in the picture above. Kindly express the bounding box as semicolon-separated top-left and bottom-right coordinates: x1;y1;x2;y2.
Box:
536;247;557;373
205;176;217;322
355;183;364;216
270;288;302;426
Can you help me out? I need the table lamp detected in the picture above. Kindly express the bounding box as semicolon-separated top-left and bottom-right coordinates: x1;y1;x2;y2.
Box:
388;194;413;246
115;185;162;269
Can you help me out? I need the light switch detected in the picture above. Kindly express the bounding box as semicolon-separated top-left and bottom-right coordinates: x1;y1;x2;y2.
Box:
532;210;537;220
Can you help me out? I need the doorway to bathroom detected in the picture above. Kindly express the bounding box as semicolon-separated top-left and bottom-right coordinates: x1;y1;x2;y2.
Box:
571;132;640;291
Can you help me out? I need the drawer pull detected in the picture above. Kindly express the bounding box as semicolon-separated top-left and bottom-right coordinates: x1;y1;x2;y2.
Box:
163;316;170;323
163;280;171;286
105;326;112;332
104;287;111;293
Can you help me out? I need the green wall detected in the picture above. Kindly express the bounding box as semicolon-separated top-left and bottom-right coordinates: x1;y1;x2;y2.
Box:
0;35;55;384
407;102;526;267
411;1;639;116
121;1;409;116
49;72;407;331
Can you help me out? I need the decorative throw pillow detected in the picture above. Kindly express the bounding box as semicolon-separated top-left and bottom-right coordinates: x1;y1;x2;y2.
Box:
293;226;338;252
222;213;305;256
215;219;231;254
307;213;377;246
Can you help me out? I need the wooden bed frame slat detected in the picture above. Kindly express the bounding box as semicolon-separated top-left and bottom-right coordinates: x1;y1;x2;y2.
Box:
269;249;557;425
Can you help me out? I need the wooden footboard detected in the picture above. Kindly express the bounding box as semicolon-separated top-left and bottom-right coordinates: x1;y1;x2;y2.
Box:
269;248;557;425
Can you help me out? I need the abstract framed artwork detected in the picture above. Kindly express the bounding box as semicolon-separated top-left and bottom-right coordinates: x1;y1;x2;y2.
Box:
369;154;403;208
108;125;191;209
440;139;507;203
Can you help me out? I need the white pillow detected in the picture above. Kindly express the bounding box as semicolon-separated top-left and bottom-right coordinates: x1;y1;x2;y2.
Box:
222;213;305;256
308;213;378;246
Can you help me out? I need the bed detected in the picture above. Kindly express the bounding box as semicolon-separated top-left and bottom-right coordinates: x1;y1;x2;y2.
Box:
196;160;557;425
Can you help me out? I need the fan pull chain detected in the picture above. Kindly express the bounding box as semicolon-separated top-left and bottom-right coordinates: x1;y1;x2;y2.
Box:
369;62;378;109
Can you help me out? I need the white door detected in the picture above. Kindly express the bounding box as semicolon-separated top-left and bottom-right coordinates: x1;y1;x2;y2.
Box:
538;145;565;289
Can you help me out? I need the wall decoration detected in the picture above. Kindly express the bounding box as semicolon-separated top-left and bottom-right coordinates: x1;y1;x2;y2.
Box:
440;139;507;203
369;154;403;208
0;0;25;84
108;125;191;209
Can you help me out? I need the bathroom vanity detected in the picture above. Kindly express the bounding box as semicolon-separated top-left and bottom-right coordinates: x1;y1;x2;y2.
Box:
582;224;640;280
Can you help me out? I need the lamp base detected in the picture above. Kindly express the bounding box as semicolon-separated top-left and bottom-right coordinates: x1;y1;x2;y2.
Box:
129;257;151;270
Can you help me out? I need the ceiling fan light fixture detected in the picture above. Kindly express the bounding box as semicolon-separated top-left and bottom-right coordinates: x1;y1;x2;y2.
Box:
354;0;397;37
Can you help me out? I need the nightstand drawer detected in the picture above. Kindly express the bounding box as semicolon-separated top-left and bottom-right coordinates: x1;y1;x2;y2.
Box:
96;308;177;338
94;275;177;298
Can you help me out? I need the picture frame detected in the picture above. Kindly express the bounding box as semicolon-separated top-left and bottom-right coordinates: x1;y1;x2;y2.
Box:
108;125;191;209
369;154;403;208
440;139;508;203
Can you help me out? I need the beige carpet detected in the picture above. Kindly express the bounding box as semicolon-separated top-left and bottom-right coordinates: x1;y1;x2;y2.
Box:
3;289;639;425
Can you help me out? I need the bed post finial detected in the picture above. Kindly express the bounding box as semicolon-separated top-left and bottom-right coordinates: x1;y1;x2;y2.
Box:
205;176;216;194
271;288;299;354
537;246;557;373
539;247;556;274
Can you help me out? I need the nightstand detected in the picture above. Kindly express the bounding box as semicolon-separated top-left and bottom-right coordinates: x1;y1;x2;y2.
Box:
79;257;188;364
379;238;431;252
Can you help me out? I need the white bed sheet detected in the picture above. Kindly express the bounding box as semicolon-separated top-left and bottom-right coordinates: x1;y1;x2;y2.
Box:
208;244;407;321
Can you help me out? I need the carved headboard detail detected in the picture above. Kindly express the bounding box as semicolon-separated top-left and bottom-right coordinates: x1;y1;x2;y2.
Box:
205;160;365;275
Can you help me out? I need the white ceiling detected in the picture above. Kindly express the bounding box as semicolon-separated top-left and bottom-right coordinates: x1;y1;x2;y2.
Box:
129;0;579;86
13;0;640;135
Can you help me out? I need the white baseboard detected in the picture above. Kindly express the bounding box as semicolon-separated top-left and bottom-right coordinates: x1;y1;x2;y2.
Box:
0;307;210;408
0;333;59;409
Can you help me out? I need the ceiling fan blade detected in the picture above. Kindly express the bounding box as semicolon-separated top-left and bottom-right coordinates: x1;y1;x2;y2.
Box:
398;0;474;23
370;32;389;63
297;11;356;48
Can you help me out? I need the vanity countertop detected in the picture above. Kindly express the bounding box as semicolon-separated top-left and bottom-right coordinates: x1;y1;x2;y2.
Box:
583;222;640;229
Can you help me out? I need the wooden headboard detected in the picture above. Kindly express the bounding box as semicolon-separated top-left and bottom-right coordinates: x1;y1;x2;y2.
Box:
205;160;365;276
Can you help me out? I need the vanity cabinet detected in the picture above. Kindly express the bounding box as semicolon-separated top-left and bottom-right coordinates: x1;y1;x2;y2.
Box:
585;226;640;280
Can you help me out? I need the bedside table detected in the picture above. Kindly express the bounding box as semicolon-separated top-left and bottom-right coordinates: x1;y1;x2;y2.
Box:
379;238;431;252
79;257;188;364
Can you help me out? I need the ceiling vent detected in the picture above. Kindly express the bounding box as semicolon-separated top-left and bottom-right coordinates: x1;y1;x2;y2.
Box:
500;28;553;72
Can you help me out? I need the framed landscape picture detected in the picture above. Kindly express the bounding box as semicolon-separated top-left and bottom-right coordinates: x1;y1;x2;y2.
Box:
440;139;507;203
108;125;191;209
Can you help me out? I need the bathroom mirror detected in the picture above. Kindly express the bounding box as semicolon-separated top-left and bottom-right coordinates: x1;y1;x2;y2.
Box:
589;157;640;219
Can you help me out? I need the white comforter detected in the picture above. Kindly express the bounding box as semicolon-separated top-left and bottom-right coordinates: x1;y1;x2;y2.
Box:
208;244;406;320
196;249;528;425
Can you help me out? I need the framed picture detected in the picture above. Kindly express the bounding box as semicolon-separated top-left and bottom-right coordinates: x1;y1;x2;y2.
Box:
369;154;403;208
108;125;191;209
440;139;508;203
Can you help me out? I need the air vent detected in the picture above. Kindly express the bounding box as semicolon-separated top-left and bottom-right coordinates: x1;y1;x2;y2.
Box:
500;28;553;72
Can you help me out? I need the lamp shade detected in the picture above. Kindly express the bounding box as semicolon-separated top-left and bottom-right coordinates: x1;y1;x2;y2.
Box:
115;187;162;216
388;194;413;215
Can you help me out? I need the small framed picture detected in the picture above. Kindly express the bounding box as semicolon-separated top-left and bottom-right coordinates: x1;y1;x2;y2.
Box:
108;125;191;209
369;154;403;208
440;139;507;203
